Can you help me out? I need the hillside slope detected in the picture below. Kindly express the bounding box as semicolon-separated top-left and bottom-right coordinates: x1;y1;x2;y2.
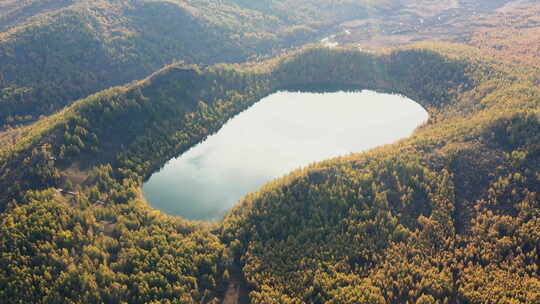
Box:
1;44;539;303
0;0;310;129
2;0;504;130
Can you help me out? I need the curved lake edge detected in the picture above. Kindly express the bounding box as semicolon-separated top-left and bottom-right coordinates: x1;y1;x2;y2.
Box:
141;84;420;183
142;88;429;222
141;84;376;183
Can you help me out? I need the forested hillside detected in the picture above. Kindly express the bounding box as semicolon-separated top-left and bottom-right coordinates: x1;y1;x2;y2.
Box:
0;0;400;129
1;43;539;303
2;0;493;130
0;0;276;128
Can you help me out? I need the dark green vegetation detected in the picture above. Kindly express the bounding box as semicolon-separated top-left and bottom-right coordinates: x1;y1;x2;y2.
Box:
0;0;402;129
1;43;540;303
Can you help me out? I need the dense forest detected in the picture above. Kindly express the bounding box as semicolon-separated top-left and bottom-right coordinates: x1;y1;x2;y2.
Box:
1;41;539;303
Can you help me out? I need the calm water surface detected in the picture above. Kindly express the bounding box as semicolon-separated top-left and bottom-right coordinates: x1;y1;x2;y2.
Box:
143;90;428;221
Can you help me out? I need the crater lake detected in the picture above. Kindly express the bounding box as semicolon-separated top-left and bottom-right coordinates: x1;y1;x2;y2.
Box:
142;90;428;221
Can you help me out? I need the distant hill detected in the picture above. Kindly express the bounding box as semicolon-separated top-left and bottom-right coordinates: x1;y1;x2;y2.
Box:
3;0;503;130
0;0;294;128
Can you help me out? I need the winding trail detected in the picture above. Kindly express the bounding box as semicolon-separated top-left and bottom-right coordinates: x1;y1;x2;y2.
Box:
222;264;250;304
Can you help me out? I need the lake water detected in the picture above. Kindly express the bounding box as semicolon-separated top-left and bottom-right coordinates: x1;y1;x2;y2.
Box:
143;90;428;221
